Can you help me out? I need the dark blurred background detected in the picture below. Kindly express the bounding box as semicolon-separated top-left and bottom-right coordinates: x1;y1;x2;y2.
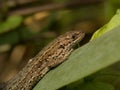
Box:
0;0;120;83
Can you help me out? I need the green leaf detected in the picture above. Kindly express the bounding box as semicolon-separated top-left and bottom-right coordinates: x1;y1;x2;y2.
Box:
0;15;23;33
62;79;114;90
6;15;23;29
33;26;120;90
91;9;120;40
65;82;114;90
78;82;114;90
0;31;19;45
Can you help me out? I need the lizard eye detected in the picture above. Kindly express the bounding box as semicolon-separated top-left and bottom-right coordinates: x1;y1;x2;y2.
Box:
72;34;77;40
59;45;65;49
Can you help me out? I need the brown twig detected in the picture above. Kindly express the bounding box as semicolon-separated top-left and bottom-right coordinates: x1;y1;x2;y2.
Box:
2;0;38;8
8;0;104;16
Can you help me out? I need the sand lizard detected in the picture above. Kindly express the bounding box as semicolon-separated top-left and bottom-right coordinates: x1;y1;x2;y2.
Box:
1;30;85;90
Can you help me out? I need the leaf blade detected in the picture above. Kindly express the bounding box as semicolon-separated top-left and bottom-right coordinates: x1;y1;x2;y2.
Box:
33;26;120;90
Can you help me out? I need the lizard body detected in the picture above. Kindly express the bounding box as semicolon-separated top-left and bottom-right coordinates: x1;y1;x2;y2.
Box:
2;31;85;90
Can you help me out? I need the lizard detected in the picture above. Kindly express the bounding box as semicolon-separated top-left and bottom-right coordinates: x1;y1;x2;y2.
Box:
1;30;85;90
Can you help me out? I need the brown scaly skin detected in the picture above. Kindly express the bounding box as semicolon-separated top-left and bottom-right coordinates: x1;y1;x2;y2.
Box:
1;31;85;90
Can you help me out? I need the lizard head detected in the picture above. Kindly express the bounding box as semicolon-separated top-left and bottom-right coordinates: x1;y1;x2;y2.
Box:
59;30;85;49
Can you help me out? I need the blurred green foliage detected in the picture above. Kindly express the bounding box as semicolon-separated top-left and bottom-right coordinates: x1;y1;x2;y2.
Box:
91;9;120;40
0;16;23;33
